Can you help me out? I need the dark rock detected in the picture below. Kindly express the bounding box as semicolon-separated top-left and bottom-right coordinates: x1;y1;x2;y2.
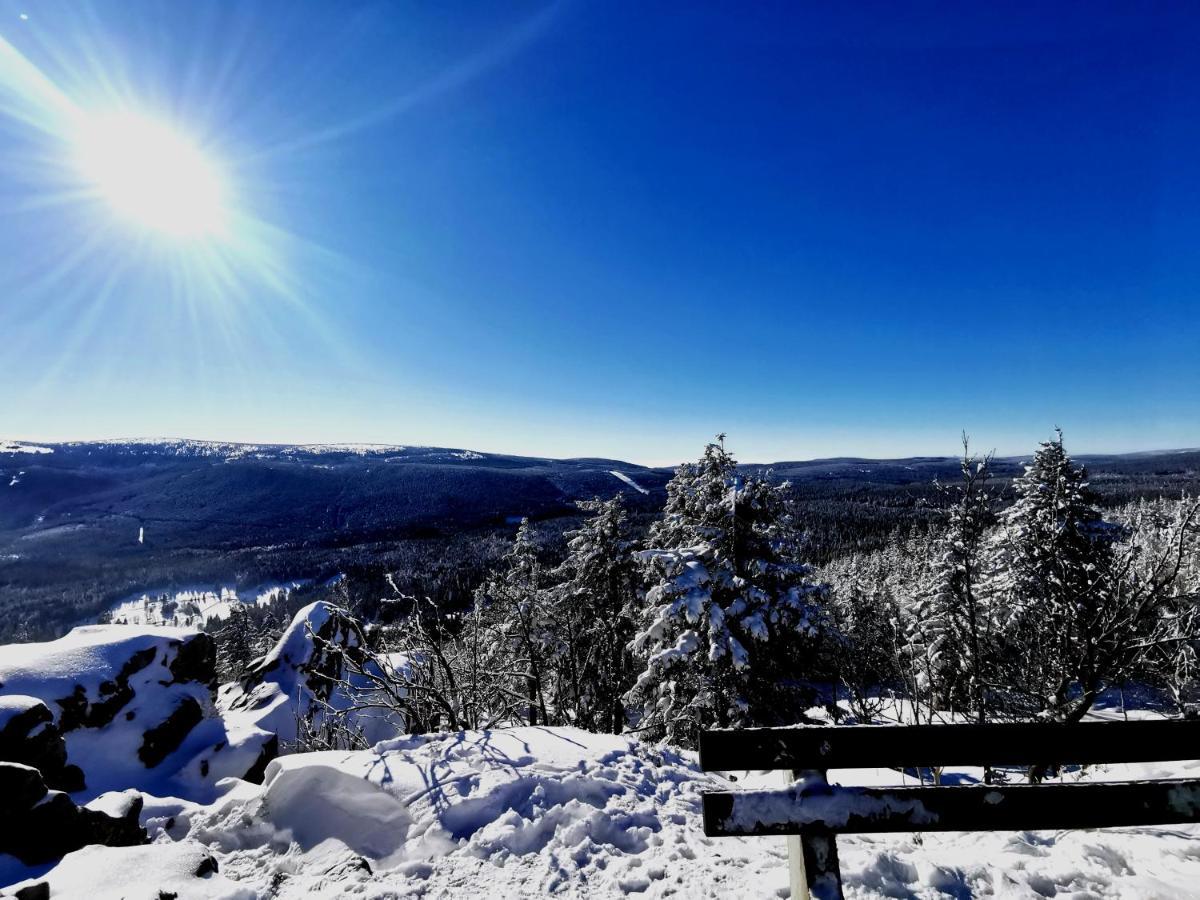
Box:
13;882;49;900
193;854;219;877
241;733;278;784
0;699;86;792
0;762;146;865
169;633;217;689
138;696;204;768
0;762;48;810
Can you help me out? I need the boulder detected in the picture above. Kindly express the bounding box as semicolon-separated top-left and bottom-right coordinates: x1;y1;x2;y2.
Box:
0;762;145;865
0;696;85;792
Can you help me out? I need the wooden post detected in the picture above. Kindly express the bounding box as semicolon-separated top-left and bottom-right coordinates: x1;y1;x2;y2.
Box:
799;825;842;900
785;770;807;900
789;769;843;900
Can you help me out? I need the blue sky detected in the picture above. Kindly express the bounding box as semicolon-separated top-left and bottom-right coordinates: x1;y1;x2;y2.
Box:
1;2;1198;464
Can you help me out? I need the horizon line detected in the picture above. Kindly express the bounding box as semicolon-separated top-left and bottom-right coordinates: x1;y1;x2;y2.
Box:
5;435;1199;470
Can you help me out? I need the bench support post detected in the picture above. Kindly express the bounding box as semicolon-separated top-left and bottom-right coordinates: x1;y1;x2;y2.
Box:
789;770;844;900
799;826;842;900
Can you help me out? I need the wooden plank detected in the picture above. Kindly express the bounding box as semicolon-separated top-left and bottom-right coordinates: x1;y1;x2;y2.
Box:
698;720;1200;772
702;778;1200;837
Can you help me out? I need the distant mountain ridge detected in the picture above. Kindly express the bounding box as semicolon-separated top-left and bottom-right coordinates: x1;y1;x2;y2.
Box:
4;439;1199;640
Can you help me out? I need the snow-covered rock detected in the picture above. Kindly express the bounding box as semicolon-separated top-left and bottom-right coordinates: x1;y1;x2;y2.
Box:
0;695;83;792
0;627;270;800
218;601;402;746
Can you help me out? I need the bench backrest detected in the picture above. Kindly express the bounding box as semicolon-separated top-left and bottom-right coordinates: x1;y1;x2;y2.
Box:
699;721;1200;900
699;719;1200;772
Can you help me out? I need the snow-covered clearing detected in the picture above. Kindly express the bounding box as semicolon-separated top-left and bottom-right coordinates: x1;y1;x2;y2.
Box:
0;441;52;454
610;470;650;495
102;581;308;627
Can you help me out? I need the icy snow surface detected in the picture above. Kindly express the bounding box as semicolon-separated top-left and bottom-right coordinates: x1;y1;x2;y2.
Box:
6;842;253;899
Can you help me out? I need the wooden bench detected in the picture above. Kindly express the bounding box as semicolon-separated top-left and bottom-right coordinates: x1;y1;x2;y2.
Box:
699;720;1200;900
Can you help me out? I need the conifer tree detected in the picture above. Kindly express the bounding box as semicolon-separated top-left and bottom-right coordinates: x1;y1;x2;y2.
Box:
550;494;642;732
984;431;1120;722
626;437;827;747
910;437;995;723
474;519;554;725
216;604;257;681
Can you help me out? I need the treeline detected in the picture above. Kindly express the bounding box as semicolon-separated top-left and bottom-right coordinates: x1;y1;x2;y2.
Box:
823;435;1200;734
216;432;1200;754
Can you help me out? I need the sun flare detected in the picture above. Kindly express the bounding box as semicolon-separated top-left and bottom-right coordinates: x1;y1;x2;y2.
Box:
74;112;226;237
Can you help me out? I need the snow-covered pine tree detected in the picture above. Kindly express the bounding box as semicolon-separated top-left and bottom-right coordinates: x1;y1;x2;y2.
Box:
909;437;995;723
473;519;555;726
983;431;1121;724
1114;497;1200;714
549;494;642;733
821;527;937;722
626;437;827;747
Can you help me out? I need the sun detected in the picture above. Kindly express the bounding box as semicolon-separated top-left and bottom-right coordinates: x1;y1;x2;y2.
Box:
74;112;227;237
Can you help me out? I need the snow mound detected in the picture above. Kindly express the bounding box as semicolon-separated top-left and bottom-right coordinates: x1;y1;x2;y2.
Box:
178;727;782;897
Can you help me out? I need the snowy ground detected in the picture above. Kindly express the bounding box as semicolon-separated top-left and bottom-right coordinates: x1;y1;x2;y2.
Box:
3;620;1198;899
8;723;1200;899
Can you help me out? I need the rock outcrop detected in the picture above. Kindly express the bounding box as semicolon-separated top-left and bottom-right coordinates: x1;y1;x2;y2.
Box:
0;696;84;792
0;762;145;865
0;626;272;801
219;601;403;747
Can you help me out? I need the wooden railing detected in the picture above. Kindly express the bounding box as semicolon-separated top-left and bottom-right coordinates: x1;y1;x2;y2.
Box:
699;720;1200;900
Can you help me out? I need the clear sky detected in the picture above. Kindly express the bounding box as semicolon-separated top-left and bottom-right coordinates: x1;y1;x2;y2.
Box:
1;2;1198;465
